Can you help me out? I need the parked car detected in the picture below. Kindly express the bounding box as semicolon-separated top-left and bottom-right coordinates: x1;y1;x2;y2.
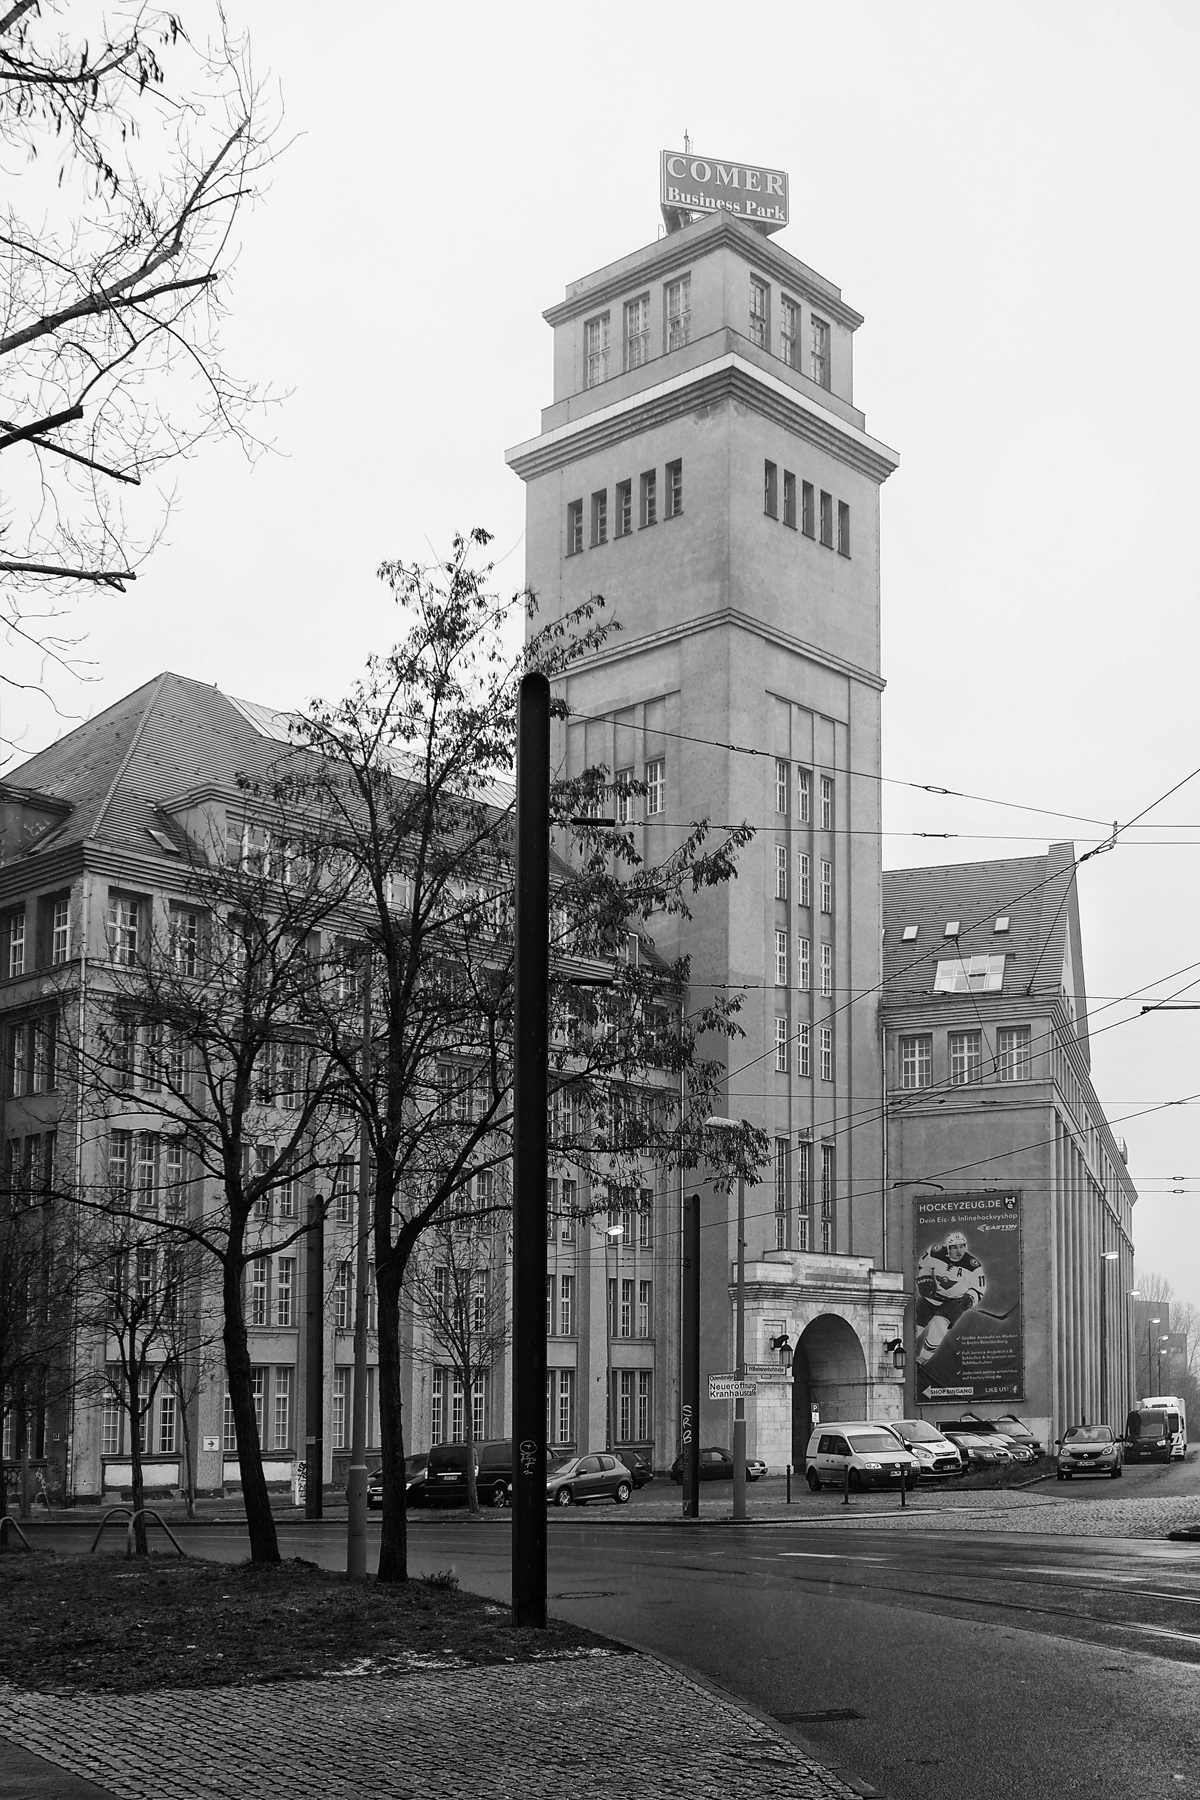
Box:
1057;1423;1123;1479
423;1439;512;1507
615;1449;655;1488
368;1455;426;1509
546;1452;633;1507
668;1446;765;1483
804;1424;919;1493
886;1420;963;1479
939;1428;1014;1471
946;1415;1041;1459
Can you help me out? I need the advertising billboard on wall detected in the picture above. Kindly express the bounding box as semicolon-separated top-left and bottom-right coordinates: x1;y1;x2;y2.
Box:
660;152;788;231
913;1191;1023;1402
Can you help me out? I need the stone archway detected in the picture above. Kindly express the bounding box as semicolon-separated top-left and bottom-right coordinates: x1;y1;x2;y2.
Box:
791;1314;870;1468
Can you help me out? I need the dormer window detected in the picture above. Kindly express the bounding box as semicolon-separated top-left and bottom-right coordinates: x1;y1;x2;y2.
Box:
934;954;1006;994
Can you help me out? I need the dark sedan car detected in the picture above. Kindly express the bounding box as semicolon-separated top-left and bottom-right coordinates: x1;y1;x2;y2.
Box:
669;1446;767;1483
367;1454;426;1509
616;1449;655;1488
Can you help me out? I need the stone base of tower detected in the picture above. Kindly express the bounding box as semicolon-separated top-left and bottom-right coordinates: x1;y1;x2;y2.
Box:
732;1253;910;1472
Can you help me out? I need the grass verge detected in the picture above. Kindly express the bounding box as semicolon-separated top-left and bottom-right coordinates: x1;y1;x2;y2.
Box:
0;1552;617;1694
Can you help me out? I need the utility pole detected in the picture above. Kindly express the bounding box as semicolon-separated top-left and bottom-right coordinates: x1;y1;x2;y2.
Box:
511;671;550;1629
681;1193;700;1519
732;1171;746;1523
346;964;373;1577
304;1193;325;1520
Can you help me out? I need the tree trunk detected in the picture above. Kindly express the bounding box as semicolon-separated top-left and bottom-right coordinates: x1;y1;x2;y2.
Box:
375;1255;408;1583
177;1365;196;1519
222;1255;280;1564
126;1361;148;1557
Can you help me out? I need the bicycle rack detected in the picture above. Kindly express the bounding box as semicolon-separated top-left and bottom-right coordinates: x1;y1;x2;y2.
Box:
0;1516;33;1551
89;1505;186;1559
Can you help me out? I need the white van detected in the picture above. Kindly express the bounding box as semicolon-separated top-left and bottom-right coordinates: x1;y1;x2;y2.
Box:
805;1422;920;1493
1127;1396;1188;1462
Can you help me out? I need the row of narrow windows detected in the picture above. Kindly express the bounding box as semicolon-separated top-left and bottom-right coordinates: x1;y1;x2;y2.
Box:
765;462;850;556
566;461;682;555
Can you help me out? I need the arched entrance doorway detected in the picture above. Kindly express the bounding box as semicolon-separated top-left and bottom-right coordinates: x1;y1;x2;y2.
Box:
791;1314;869;1468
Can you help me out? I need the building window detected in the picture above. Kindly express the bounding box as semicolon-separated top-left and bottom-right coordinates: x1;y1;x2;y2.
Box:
899;1034;933;1090
775;931;788;986
820;859;832;913
775;1017;788;1072
222;1386;237;1452
997;1025;1032;1082
638;1195;652;1248
820;1143;835;1250
624;294;650;369
665;458;683;518
6;910;24;979
248;1256;269;1327
838;500;851;558
273;1368;291;1450
644;759;664;816
616;480;632;537
820;942;833;997
637;1371;651;1441
665;275;691;350
640;468;657;527
276;1256;295;1327
102;1373;122;1457
774;844;789;901
801;480;815;538
810;315;830;388
775;758;789;815
750;276;769;348
169;906;201;976
591;490;608;546
935;954;1006;994
764;460;778;518
798;936;810;991
820;1026;833;1082
617;1370;633;1442
566;498;583;556
615;769;633;825
798;852;811;907
797;1142;812;1249
251;1368;265;1447
50;898;70;966
948;1030;983;1085
332;1156;355;1223
774;1138;789;1250
558;1273;574;1337
797;767;811;823
820;776;833;831
557;1370;575;1445
107;893;141;965
798;1024;811;1078
820;490;833;548
585;312;610;387
432;1369;445;1447
334;1260;352;1329
332;1368;348;1450
783;470;797;528
781;297;799;369
620;1278;633;1339
638;1280;652;1339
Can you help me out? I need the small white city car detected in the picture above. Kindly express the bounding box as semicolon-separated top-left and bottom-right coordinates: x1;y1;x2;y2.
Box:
805;1423;920;1493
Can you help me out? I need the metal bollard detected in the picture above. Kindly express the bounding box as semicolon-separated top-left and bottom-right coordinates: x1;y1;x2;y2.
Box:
786;1464;792;1505
900;1469;907;1509
843;1462;850;1506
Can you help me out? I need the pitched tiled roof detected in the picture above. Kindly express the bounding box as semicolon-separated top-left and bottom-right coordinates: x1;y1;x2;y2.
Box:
882;844;1078;1007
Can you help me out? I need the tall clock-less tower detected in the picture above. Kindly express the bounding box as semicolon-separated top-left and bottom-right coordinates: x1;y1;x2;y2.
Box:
507;203;906;1465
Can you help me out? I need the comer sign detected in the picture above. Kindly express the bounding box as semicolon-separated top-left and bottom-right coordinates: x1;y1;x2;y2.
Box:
660;151;788;232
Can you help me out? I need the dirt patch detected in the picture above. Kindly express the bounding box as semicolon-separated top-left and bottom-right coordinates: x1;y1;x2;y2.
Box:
0;1552;617;1694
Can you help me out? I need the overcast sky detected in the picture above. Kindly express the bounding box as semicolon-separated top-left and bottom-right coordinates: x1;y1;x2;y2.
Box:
6;2;1199;1310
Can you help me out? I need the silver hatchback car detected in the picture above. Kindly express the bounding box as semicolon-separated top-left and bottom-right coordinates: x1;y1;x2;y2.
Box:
546;1452;633;1507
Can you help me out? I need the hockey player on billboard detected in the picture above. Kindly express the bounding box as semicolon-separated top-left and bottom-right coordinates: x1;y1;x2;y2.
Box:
915;1231;986;1370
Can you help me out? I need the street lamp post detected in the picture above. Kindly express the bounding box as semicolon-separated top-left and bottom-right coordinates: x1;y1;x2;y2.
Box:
1148;1317;1161;1397
1099;1248;1118;1426
705;1116;747;1523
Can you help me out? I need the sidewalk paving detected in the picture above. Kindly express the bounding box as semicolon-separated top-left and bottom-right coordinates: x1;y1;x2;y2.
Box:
0;1652;869;1800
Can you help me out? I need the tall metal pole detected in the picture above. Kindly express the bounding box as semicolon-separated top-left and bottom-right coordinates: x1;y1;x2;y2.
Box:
512;672;550;1629
681;1193;700;1519
304;1192;325;1519
346;966;373;1577
732;1174;746;1522
1099;1252;1107;1427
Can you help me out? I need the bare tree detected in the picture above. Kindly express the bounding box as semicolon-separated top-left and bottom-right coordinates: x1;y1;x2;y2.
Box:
0;1;279;738
403;1210;511;1515
287;530;762;1583
0;1140;78;1516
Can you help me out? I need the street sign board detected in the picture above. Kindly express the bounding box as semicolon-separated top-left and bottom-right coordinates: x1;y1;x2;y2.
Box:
709;1376;756;1400
660;151;788;232
746;1362;791;1378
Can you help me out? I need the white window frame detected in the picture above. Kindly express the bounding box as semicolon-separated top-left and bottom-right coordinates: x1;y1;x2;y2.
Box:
798;1024;811;1078
775;844;788;899
775;930;788;986
798;852;811;908
797;768;811;823
798;936;810;991
820;942;833;997
899;1033;933;1090
584;312;610;388
665;274;691;350
820;1026;833;1082
624;293;650;370
820;859;832;913
949;1030;983;1085
997;1024;1032;1082
644;759;665;816
820;776;833;831
775;1017;788;1072
934;954;1006;994
775;759;789;814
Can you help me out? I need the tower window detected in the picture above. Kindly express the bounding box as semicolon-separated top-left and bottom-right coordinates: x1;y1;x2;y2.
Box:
801;480;815;538
615;480;632;538
640;469;657;528
820;490;833;548
624;294;650;370
783;471;797;529
899;1033;933;1089
797;767;811;823
775;1018;788;1073
585;312;610;388
949;1030;983;1085
750;277;769;349
820;776;833;831
837;500;851;558
798;1024;811;1078
566;500;583;556
665;459;683;519
810;315;830;389
798;936;810;991
820;1028;833;1083
820;859;832;913
764;460;778;519
775;930;788;987
665;274;691;351
798;851;811;907
775;758;789;814
591;490;608;546
781;297;799;369
775;844;788;900
644;759;664;816
820;942;832;997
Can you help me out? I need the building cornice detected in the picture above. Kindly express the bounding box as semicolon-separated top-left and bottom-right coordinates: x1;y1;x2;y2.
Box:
554;604;885;696
505;353;900;486
543;213;863;332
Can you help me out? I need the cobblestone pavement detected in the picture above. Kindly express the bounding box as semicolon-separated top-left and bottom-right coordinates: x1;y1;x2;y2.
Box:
0;1653;864;1800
